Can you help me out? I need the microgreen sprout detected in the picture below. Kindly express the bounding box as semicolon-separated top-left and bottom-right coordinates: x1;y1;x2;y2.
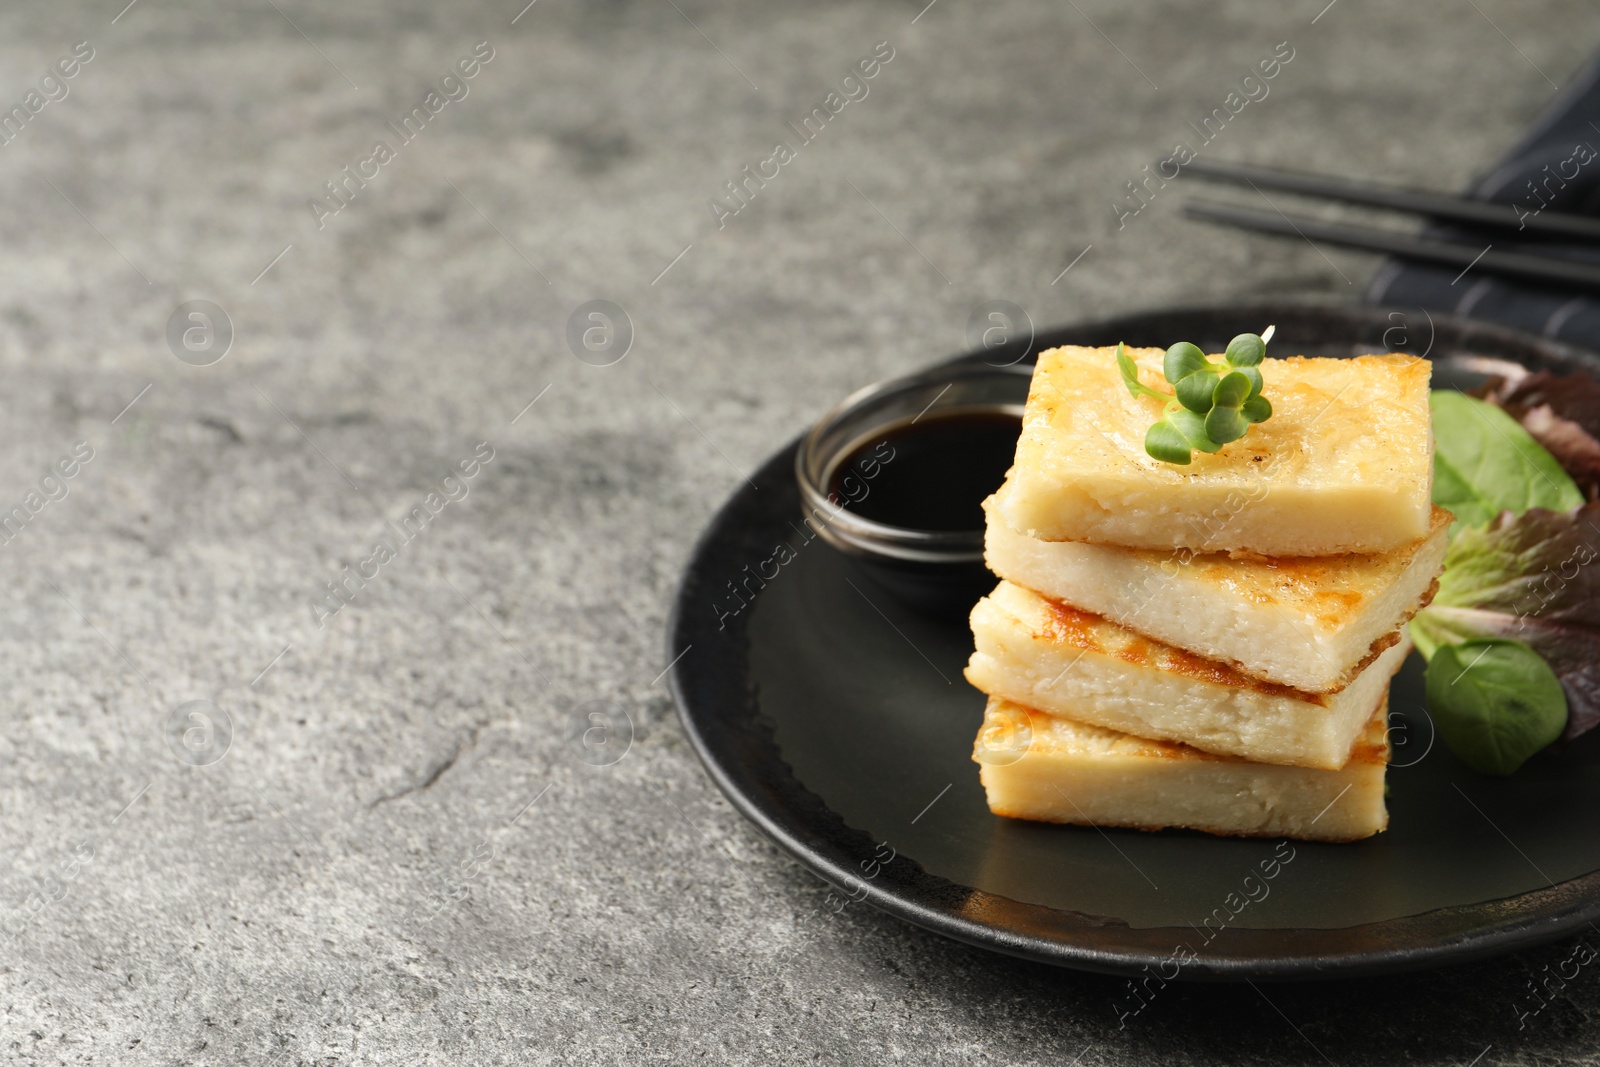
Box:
1115;325;1277;465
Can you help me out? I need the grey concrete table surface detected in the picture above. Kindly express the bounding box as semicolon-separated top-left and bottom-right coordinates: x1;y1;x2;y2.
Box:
0;0;1595;1063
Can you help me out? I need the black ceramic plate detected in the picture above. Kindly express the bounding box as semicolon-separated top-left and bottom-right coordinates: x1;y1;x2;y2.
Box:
667;302;1600;981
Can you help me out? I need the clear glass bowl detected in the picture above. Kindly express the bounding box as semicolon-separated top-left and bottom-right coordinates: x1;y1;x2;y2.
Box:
794;360;1032;612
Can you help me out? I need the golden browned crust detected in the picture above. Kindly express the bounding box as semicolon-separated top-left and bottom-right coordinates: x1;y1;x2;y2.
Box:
1340;629;1403;682
1299;573;1438;688
983;688;1392;842
1034;597;1324;702
999;692;1391;767
1414;574;1442;612
1017;565;1432;698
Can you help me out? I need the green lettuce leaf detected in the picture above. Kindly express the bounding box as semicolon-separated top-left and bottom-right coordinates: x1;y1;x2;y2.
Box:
1424;639;1567;775
1431;391;1583;532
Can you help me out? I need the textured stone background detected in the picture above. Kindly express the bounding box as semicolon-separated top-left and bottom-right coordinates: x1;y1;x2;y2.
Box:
0;0;1596;1063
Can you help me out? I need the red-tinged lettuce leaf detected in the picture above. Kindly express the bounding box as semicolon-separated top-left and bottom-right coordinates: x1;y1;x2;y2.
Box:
1484;371;1600;498
1485;369;1600;434
1517;406;1600;498
1436;502;1600;625
1414;501;1600;740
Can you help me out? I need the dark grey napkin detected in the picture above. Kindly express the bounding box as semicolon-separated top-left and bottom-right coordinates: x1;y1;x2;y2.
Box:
1368;51;1600;347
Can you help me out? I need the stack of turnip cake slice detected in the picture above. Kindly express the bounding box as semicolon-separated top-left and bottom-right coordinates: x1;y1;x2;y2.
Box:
965;346;1449;843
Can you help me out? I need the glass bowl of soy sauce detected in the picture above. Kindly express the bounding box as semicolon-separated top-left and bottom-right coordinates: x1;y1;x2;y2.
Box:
795;360;1031;614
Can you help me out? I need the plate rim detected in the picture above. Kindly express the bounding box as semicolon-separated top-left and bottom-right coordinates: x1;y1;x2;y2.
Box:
667;300;1600;981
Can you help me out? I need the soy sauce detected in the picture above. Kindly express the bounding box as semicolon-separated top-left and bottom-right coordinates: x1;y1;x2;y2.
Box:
827;409;1022;531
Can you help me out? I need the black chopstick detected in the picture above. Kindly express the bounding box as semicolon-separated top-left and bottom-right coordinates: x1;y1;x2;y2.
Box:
1182;200;1600;291
1179;158;1600;242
